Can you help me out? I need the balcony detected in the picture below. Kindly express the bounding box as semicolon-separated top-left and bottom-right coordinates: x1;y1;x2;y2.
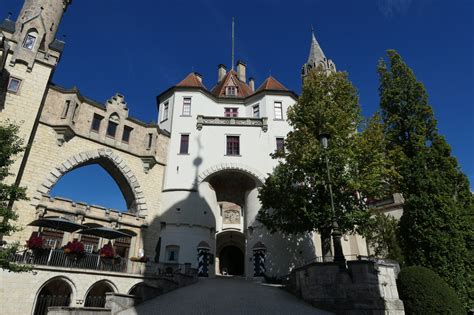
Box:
8;248;194;276
196;115;268;132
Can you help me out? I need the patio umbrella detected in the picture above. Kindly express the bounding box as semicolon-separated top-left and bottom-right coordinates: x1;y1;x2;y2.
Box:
28;216;86;233
78;227;133;240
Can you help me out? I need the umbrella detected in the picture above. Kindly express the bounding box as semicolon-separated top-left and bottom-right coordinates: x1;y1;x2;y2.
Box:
28;216;86;233
78;227;133;240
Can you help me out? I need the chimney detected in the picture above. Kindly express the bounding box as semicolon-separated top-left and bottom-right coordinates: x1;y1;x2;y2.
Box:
194;72;203;83
218;64;227;82
249;77;255;92
236;60;246;82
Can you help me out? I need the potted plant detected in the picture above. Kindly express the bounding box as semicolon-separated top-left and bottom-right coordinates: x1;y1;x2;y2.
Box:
100;243;119;265
26;235;44;257
64;240;85;261
130;256;148;263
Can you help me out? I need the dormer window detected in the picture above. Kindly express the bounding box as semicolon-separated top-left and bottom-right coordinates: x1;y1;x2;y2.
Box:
226;86;237;96
22;33;37;50
106;113;120;138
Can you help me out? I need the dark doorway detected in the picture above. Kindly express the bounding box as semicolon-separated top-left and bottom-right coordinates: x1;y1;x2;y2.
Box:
219;245;244;275
34;278;72;315
85;281;114;308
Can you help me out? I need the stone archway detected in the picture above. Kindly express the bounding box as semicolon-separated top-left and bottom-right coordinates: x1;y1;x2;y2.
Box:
197;162;266;186
33;276;75;315
32;148;147;214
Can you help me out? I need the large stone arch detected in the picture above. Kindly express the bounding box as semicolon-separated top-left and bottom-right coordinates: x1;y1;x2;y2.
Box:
197;162;266;186
32;276;77;314
32;148;147;214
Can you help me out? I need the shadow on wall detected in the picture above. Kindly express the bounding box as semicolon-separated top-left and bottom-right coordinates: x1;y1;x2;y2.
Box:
0;68;10;112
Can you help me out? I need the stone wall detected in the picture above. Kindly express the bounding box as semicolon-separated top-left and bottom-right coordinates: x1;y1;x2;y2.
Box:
287;261;404;315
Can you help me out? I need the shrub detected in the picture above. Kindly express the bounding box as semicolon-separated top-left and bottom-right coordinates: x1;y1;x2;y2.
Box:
397;266;465;314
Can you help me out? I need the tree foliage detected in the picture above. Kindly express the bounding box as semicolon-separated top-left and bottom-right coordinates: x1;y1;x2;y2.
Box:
359;210;403;262
258;68;396;237
378;50;473;307
0;121;29;272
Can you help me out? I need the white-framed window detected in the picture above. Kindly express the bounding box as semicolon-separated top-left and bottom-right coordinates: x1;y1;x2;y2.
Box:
162;101;169;121
226;86;237;96
165;245;179;262
7;77;21;93
224;108;238;117
182;97;191;116
179;134;189;154
276;137;285;153
22;32;37;50
252;104;260;118
226;135;240;156
274;102;283;120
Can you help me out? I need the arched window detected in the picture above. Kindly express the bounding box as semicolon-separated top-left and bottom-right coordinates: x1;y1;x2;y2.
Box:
106;113;120;138
84;281;115;308
34;277;73;315
23;29;38;50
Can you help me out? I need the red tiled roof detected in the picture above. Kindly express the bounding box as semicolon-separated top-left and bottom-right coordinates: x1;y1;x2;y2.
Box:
176;73;206;89
256;76;288;92
211;70;253;98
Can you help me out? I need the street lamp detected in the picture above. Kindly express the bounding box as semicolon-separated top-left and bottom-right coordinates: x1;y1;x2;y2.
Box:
318;133;346;268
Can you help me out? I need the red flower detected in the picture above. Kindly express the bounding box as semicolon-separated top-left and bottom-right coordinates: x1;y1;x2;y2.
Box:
100;244;115;258
64;240;85;254
26;235;43;250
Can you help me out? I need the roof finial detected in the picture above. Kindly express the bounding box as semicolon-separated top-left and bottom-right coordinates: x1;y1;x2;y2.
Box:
231;17;235;70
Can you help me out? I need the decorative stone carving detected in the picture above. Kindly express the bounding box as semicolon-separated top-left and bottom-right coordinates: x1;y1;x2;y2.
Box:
52;125;74;146
196;115;268;132
223;209;240;224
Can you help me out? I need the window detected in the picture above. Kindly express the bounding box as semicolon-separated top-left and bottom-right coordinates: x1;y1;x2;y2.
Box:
165;245;179;262
182;98;191;116
147;133;153;149
224;108;238;117
22;33;36;50
276;137;285;153
226;86;237;96
252;104;260;118
226;135;240;156
162;102;169;121
71;103;80;123
179;134;189;154
122;126;133;143
106;121;118;138
274;102;283;120
7;77;21;93
91;114;103;132
61;100;71;119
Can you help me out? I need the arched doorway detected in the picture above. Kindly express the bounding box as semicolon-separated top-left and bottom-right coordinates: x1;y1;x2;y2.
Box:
216;231;245;276
33;278;73;315
84;281;115;308
219;245;244;275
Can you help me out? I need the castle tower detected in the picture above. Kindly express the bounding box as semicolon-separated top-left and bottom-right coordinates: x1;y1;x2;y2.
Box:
301;30;336;79
0;0;71;185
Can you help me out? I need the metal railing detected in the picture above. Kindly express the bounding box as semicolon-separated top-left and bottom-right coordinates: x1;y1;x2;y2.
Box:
9;249;128;273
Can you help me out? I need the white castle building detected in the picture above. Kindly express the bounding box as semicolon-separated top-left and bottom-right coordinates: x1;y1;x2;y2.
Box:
0;1;403;313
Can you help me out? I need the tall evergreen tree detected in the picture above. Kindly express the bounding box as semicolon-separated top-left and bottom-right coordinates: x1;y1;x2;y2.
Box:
378;50;473;307
258;68;396;257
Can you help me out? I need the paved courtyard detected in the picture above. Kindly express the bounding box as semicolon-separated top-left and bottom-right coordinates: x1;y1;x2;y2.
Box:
119;277;333;315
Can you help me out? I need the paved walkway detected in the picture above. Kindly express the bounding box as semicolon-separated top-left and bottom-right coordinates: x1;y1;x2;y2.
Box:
119;277;332;315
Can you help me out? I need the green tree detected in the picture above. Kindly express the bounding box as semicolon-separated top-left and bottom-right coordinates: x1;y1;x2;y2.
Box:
378;50;473;307
0;121;29;272
258;68;396;257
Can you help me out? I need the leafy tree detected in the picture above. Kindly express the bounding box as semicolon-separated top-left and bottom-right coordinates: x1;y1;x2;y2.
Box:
378;50;473;307
359;210;403;262
0;121;29;272
258;68;397;257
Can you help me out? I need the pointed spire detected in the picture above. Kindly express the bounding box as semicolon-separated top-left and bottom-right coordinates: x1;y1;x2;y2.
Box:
307;28;326;65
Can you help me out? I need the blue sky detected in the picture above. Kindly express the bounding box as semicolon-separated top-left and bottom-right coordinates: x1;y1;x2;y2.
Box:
2;0;473;210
